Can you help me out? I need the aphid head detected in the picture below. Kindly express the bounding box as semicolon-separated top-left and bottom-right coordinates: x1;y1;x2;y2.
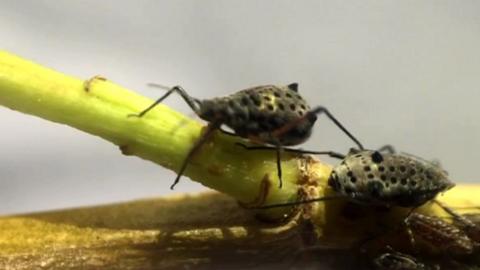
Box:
328;150;455;208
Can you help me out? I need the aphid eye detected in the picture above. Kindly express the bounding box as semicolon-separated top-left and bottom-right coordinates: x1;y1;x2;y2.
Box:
371;151;384;163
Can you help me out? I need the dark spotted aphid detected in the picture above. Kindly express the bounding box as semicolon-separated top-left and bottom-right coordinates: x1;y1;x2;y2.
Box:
245;145;454;209
326;148;454;208
128;83;362;189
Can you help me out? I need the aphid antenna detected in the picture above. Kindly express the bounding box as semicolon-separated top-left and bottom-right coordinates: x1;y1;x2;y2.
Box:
252;188;444;210
128;84;202;118
235;143;347;160
247;194;346;210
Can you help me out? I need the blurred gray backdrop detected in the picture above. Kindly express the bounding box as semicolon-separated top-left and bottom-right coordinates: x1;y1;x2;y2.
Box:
1;1;479;215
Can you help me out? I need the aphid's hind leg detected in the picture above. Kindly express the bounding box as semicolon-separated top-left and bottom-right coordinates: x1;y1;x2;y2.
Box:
84;75;106;92
273;106;364;150
169;122;220;190
236;143;346;160
377;144;396;154
128;85;200;118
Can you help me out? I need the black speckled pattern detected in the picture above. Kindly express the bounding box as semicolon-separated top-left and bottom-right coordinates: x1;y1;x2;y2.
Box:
328;150;454;207
197;84;316;146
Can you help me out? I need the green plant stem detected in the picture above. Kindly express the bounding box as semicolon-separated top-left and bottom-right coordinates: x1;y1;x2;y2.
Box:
0;51;333;219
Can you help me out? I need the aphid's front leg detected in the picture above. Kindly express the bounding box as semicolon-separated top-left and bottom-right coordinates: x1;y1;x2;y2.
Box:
83;75;106;92
128;85;200;118
169;122;221;190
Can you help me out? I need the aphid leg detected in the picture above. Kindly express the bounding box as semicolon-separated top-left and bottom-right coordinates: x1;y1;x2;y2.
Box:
169;122;221;190
434;200;478;232
272;106;364;150
404;217;420;254
377;144;396;154
84;75;106;92
235;143;346;160
275;142;284;188
128;85;201;118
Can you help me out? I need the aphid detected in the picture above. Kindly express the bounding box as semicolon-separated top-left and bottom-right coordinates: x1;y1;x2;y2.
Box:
128;83;362;189
435;200;480;243
242;145;454;209
372;211;479;270
405;212;475;255
373;249;432;270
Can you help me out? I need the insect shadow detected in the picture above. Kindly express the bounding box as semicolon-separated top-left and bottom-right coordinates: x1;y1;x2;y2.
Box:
128;82;363;190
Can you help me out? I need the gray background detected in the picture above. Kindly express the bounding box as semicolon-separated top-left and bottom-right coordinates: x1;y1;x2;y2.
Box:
1;1;479;215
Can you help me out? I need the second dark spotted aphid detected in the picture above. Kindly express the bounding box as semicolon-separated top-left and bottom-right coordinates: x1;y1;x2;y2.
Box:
245;145;454;210
128;83;362;189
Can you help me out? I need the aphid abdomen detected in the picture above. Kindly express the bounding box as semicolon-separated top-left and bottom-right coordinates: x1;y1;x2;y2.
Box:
406;213;474;255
